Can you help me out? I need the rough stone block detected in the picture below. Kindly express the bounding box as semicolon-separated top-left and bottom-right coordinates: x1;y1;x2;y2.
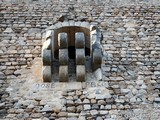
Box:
59;66;68;82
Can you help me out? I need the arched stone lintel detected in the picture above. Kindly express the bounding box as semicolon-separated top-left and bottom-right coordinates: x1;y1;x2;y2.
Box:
45;21;101;48
47;21;92;33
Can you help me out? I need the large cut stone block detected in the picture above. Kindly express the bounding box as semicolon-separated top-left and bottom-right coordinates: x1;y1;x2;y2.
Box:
76;65;85;82
76;49;85;65
59;66;68;82
42;66;52;82
75;32;85;48
59;49;68;65
42;39;51;50
45;30;53;40
42;49;51;65
92;49;102;71
58;33;68;49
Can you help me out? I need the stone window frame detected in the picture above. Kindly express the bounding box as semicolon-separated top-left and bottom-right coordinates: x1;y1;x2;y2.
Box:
42;21;102;82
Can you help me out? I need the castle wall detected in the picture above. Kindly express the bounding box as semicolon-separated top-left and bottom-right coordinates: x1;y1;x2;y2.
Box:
0;0;160;119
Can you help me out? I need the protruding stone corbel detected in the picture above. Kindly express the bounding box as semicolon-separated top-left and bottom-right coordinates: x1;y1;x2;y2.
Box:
58;33;69;82
75;32;86;82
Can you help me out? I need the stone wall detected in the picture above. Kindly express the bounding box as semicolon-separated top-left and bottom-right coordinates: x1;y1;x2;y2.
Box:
0;0;160;119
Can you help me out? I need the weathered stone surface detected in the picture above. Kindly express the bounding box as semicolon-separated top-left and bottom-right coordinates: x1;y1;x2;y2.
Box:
58;33;68;49
42;66;52;82
75;32;85;48
99;110;108;115
0;109;7;115
4;27;13;33
0;72;6;80
76;65;85;82
59;66;68;82
59;49;68;65
94;68;102;81
42;49;51;65
76;49;85;65
42;39;51;50
76;105;83;113
67;106;76;112
30;113;42;118
154;98;160;102
84;104;91;110
0;1;160;120
58;112;68;117
90;110;98;116
83;99;90;104
45;30;53;40
92;104;99;109
92;49;102;71
41;105;53;112
98;100;106;105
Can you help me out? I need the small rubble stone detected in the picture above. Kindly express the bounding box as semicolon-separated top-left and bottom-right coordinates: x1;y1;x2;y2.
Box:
92;104;99;110
0;109;7;115
76;105;83;113
15;109;24;113
30;113;42;118
90;99;96;104
83;99;90;104
58;112;68;117
98;100;106;105
84;105;91;110
154;98;160;102
90;110;98;116
41;105;53;112
99;110;108;115
96;117;103;120
76;90;82;96
67;106;76;112
105;105;112;110
154;71;160;76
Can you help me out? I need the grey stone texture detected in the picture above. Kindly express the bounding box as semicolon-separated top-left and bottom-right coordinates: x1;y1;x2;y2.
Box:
59;66;69;82
42;49;51;65
42;66;52;82
0;0;160;119
76;49;85;65
42;25;102;82
75;32;85;48
76;65;85;82
59;49;68;65
58;33;68;49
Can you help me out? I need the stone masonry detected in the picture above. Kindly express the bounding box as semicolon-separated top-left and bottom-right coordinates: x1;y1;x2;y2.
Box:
0;0;160;120
42;22;102;82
